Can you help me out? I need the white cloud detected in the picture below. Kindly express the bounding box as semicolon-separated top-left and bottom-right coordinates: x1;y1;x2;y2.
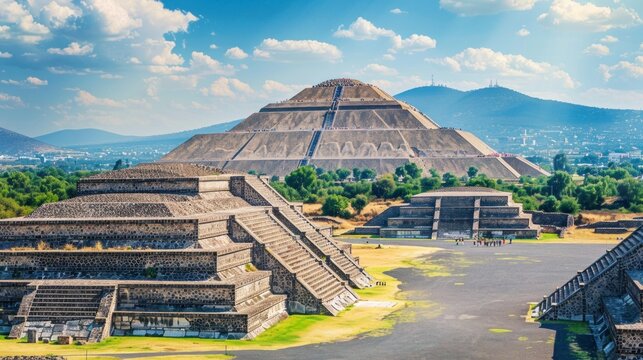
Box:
440;0;536;16
47;42;94;56
363;63;398;76
0;92;24;109
383;53;395;61
390;8;406;15
599;59;643;81
254;38;342;62
41;1;82;28
262;80;304;93
83;0;197;40
0;79;20;85
225;47;248;60
26;77;48;86
0;25;10;39
75;90;124;107
203;77;253;97
584;43;610;56
189;51;235;75
0;0;50;44
517;28;530;36
334;17;396;40
129;57;141;64
430;47;577;88
334;17;436;53
538;0;641;32
0;51;12;58
209;43;218;49
600;35;618;43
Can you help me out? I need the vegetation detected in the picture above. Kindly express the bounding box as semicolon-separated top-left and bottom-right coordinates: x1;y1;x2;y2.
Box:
270;162;643;218
0;167;97;219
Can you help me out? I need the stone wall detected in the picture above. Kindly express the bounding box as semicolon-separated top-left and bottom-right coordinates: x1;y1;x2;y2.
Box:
118;284;236;312
78;178;200;195
526;211;574;228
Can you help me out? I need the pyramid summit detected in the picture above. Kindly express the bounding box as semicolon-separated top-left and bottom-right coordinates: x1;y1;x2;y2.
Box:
163;78;547;179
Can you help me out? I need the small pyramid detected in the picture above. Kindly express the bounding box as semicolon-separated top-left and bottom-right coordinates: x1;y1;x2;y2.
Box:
163;78;548;179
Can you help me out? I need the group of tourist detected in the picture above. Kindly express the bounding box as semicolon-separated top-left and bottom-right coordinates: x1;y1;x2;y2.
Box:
453;237;512;247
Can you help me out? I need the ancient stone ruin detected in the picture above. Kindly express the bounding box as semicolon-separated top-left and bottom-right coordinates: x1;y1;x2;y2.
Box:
532;226;643;359
0;163;371;343
356;187;540;239
162;78;548;180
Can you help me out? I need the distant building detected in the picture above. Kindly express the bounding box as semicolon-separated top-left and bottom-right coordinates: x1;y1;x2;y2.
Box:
356;187;540;239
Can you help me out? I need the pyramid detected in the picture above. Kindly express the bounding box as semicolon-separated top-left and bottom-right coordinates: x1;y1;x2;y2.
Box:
163;78;548;179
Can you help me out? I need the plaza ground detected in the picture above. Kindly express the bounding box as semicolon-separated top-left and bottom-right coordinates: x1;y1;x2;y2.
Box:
0;240;614;359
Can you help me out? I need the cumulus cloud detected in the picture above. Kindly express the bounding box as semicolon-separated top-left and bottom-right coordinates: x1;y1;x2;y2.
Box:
47;42;94;56
383;53;395;61
3;77;48;86
599;59;643;81
189;51;235;75
209;43;218;49
262;80;304;94
517;28;530;36
40;1;82;28
362;63;398;76
253;38;342;62
75;90;124;107
390;8;406;15
0;92;24;109
600;35;618;43
0;0;50;43
202;77;253;97
429;47;577;88
440;0;536;16
584;43;610;56
538;0;641;32
0;51;12;58
0;25;10;39
225;47;248;60
334;17;436;53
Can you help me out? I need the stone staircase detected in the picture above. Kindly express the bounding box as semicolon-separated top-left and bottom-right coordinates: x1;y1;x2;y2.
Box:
234;210;356;314
10;284;116;342
243;176;372;288
533;228;643;320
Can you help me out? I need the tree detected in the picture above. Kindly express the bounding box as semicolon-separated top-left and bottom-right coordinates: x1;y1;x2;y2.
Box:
335;168;351;181
558;196;580;214
547;171;573;199
403;163;422;179
394;166;407;180
553;153;569;172
467;166;479;178
351;195;368;214
113;159;127;171
420;177;441;192
352;168;362;180
539;196;560;212
372;175;396;198
322;195;350;217
360;168;377;180
576;184;603;210
617;178;643;207
285;166;317;192
442;173;461;187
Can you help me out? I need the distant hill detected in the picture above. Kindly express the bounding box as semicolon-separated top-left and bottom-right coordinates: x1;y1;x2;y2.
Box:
395;86;642;130
36;119;242;148
0;127;61;155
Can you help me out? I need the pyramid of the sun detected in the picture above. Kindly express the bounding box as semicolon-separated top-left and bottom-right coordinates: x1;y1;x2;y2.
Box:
163;78;548;179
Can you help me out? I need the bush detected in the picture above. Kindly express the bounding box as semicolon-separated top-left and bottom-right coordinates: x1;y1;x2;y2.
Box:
559;196;580;214
351;195;369;214
322;195;350;217
372;175;396;199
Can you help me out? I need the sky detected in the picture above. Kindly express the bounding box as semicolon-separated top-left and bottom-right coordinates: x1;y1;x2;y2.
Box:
0;0;642;136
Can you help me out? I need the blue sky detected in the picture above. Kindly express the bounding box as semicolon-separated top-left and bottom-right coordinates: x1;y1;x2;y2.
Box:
0;0;641;136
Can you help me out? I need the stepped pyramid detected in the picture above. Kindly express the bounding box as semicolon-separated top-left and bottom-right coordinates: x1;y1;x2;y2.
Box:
163;78;548;180
532;226;643;358
0;163;371;342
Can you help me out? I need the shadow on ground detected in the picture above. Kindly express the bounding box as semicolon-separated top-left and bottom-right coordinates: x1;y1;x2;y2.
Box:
539;321;603;360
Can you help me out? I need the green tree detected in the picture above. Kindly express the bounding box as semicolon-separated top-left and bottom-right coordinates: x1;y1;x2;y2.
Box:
372;174;396;198
351;194;369;214
335;168;351;181
547;171;573;199
576;184;603;210
113;159;127;171
285;166;317;192
403;163;422;179
322;195;350;217
558;196;580;214
617;178;643;207
360;168;377;180
553;153;569;172
352;168;362;180
539;196;560;212
442;173;461;187
420;176;441;192
467;166;479;178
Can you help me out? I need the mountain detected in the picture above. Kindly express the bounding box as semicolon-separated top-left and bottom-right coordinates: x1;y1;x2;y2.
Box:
0;127;61;156
395;85;642;130
36;119;242;148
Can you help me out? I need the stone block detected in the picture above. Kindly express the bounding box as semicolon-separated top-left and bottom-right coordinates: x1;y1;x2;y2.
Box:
132;329;147;336
112;329;125;336
185;330;199;337
26;329;37;343
57;335;73;345
163;329;186;337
